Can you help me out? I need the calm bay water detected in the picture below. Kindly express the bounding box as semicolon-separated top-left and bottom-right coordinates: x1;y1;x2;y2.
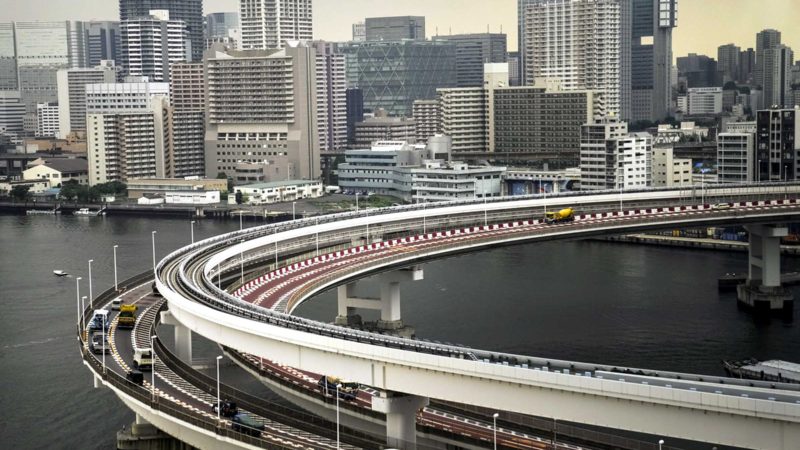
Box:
1;214;798;448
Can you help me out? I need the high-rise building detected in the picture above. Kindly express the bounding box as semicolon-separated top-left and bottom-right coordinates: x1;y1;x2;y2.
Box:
755;29;781;91
57;61;118;138
438;87;489;154
204;44;319;184
121;10;189;82
630;0;677;122
86;21;121;68
412;100;440;144
762;45;794;108
352;21;366;42
169;62;205;177
346;88;364;147
240;0;313;50
755;108;799;181
524;0;623;116
206;12;239;40
507;51;520;86
739;48;755;84
313;42;347;152
8;21;89;114
365;16;425;42
677;53;718;88
119;0;204;62
85;80;171;185
717;44;740;83
0;23;17;90
517;0;537;87
35;103;59;137
341;40;456;117
433;33;507;88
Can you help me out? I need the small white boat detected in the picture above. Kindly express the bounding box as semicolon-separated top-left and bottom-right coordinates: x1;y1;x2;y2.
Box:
53;270;68;277
74;208;104;216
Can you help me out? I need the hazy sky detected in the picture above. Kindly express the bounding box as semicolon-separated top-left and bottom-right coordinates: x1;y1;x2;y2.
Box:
3;0;799;59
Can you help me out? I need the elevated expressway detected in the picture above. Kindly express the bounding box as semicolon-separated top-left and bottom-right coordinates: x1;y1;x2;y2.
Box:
158;184;800;450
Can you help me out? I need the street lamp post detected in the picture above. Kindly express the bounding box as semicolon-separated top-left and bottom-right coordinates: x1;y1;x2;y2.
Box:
151;335;157;402
553;418;558;450
240;240;245;285
151;231;157;274
75;277;82;332
101;312;106;373
292;201;296;220
315;217;319;256
216;355;223;422
113;245;118;291
355;193;359;212
190;220;195;244
81;296;87;326
658;439;664;450
335;383;341;449
492;412;499;450
88;259;93;308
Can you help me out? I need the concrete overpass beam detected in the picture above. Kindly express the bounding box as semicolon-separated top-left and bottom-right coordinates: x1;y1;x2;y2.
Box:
372;392;429;450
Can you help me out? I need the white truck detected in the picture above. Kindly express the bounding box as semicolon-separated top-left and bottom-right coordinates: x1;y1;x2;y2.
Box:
133;348;153;370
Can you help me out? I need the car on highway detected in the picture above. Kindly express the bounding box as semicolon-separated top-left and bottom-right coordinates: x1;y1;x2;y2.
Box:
231;413;264;437
126;370;144;385
89;331;110;354
712;203;732;210
111;297;122;310
211;400;238;418
87;309;110;332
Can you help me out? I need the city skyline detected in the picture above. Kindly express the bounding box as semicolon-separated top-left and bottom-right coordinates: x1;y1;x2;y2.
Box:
2;0;799;60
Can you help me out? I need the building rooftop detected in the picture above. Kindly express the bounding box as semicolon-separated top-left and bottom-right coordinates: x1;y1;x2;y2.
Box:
32;158;88;173
239;180;320;189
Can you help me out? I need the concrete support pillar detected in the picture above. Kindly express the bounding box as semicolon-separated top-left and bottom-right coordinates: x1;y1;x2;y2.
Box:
372;392;429;450
135;413;149;425
738;225;794;312
160;310;192;363
335;266;423;336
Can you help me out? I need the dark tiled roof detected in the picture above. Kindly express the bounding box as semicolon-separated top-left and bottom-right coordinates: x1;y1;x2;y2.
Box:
40;158;88;174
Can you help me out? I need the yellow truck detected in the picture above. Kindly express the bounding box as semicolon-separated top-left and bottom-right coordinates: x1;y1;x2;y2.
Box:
545;208;575;224
117;304;137;329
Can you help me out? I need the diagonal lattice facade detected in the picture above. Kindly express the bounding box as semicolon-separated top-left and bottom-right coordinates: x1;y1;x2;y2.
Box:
342;40;456;117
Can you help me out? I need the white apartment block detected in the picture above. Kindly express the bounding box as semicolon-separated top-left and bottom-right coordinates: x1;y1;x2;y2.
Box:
204;45;319;184
524;0;622;116
651;147;692;187
57;62;118;139
410;160;505;203
437;88;488;153
580;116;628;190
240;0;313;50
718;132;754;183
35;103;60;137
687;87;723;115
616;133;652;190
86;81;171;185
412;100;440;145
121;10;189;82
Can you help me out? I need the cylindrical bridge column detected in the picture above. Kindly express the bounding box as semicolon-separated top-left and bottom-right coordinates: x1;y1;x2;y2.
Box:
160;310;192;363
738;225;794;312
372;392;429;450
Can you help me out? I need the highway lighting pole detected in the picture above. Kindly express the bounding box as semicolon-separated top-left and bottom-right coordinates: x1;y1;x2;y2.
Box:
355;193;359;212
240;240;245;285
216;355;223;423
81;296;87;326
292;201;296;220
75;277;82;332
315;217;319;256
553;418;558;450
151;231;157;274
335;383;341;449
492;412;499;450
484;196;488;227
658;439;664;450
101;312;106;374
88;259;93;308
151;335;157;402
113;245;118;291
274;228;278;269
190;220;195;244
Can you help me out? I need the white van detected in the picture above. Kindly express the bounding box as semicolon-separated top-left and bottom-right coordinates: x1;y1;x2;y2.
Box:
88;309;110;332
